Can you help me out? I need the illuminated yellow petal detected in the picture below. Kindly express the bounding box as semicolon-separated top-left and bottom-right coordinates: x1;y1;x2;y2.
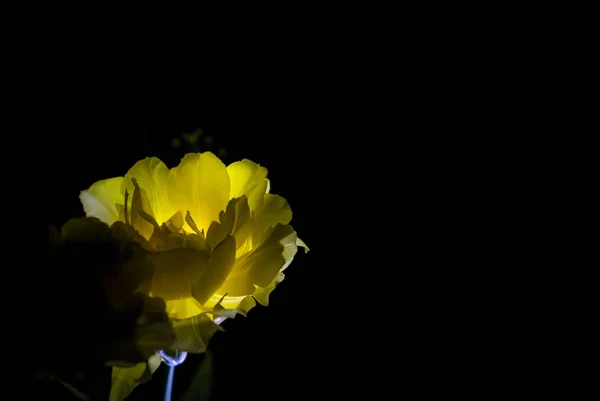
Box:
191;235;236;305
219;224;298;297
236;193;293;256
226;159;268;212
168;152;230;234
255;194;292;227
122;157;173;225
167;211;184;232
221;272;285;316
167;300;242;328
165;297;206;320
206;196;250;251
199;293;239;311
236;295;257;314
296;236;310;253
80;177;124;225
252;271;285;306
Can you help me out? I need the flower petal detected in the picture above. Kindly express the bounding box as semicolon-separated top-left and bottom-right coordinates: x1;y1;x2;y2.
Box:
236;295;257;314
226;159;268;212
127;179;157;240
110;354;161;401
162;232;209;253
168;152;230;234
255;194;292;227
221;272;286;316
80;177;124;225
170;313;223;353
149;235;236;311
218;224;298;297
165;297;205;320
206;196;250;251
122;157;173;226
252;271;285;306
191;235;236;305
296;236;310;253
148;248;209;301
236;193;293;256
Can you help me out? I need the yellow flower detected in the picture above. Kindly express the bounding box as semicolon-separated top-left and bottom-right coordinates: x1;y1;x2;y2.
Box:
80;152;308;321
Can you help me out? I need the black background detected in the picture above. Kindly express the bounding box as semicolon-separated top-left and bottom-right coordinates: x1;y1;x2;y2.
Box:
0;18;510;400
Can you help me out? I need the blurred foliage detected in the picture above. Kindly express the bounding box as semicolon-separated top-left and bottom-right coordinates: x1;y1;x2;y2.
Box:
171;128;227;160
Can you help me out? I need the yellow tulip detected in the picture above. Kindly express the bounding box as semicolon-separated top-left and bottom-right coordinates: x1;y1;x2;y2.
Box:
80;152;308;321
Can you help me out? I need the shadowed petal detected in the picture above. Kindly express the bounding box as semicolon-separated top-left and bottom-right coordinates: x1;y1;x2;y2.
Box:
191;235;236;305
148;248;209;301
